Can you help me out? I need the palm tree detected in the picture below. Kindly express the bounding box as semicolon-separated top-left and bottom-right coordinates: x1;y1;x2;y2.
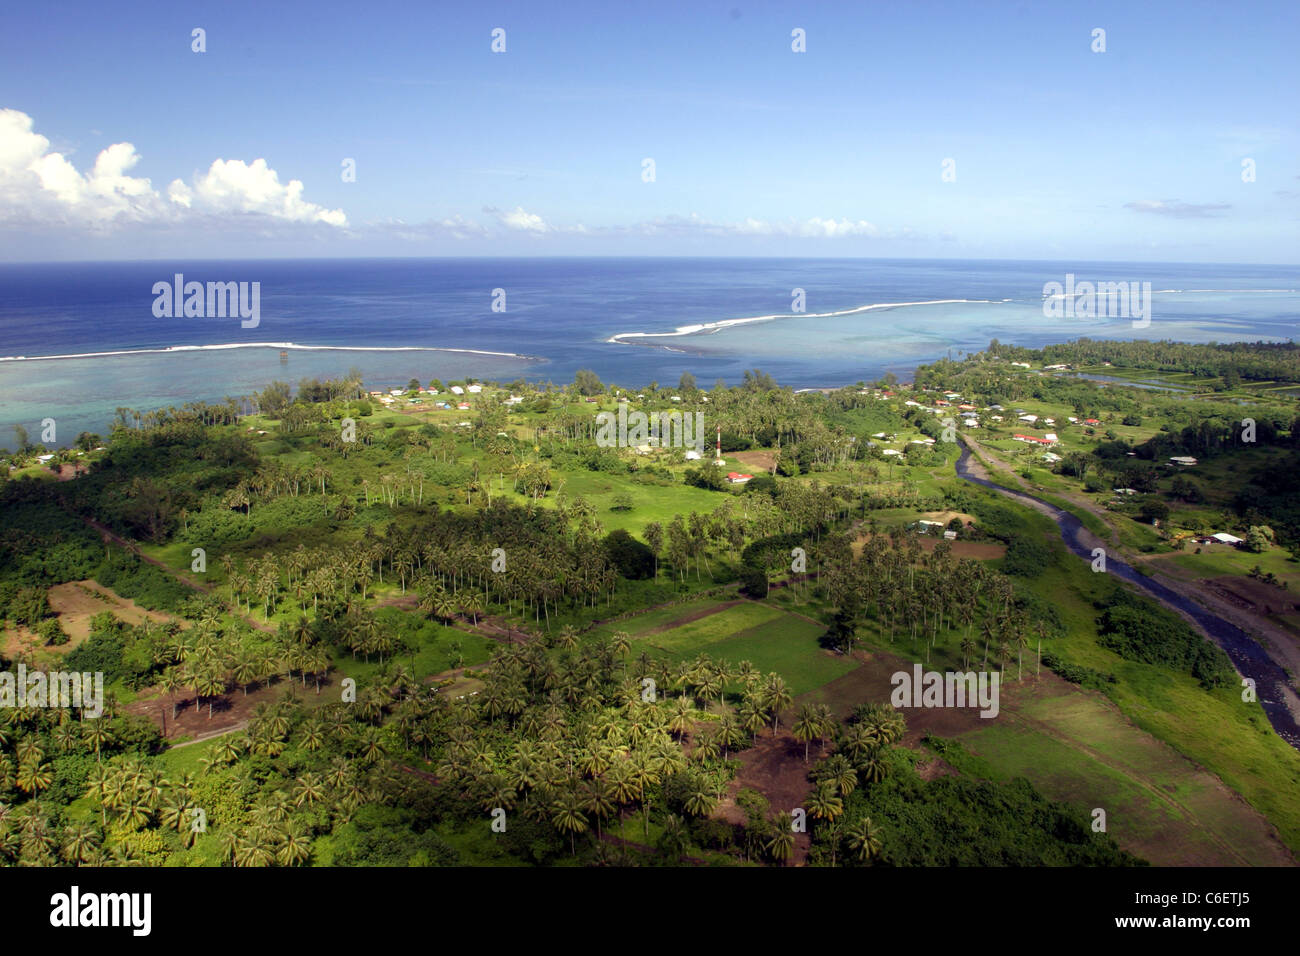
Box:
658;813;688;862
766;813;795;866
460;591;484;627
682;777;716;818
158;667;184;723
82;723;114;763
292;615;314;646
582;777;617;840
15;760;53;796
693;730;721;764
668;697;695;740
198;666;227;718
550;788;589;856
764;676;792;735
60;822;100;865
845;816;883;864
960;635;976;669
612;632;632;674
792;704;819;763
806;781;844;824
276;822;313;866
231;652;258;697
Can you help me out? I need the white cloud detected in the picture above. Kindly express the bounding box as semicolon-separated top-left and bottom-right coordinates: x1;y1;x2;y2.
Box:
0;108;346;230
488;205;552;233
170;158;346;226
0;109;166;225
628;213;892;239
1124;199;1231;219
368;215;490;241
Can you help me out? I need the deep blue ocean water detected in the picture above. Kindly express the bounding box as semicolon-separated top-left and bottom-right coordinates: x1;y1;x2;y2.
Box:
0;258;1295;443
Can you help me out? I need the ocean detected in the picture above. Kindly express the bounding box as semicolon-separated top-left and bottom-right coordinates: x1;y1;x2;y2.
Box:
0;257;1296;445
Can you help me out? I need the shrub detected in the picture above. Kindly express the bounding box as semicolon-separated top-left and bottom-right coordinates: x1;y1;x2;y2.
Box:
38;617;68;646
1001;537;1054;577
603;529;655;580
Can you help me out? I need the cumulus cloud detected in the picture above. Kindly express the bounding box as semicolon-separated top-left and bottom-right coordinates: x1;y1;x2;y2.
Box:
169;158;346;226
0;108;346;230
485;205;553;233
1124;199;1231;219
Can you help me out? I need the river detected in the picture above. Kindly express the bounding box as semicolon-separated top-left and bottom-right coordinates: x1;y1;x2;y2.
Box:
955;447;1300;750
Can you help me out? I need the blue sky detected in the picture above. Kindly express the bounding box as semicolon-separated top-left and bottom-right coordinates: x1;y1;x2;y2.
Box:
1;0;1296;261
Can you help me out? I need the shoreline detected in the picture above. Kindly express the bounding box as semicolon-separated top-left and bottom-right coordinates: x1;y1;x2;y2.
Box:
0;342;542;364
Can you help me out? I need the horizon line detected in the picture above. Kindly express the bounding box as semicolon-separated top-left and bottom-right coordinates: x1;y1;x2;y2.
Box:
2;254;1299;268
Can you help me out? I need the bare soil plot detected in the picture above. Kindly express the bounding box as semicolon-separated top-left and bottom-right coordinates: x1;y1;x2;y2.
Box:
3;580;176;661
852;534;1006;561
714;729;814;864
729;450;777;472
127;674;335;741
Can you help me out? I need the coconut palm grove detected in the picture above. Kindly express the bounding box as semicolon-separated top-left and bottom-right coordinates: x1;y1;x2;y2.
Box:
3;340;1299;870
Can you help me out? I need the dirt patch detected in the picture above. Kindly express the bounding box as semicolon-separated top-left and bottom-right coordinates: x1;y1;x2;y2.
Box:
915;756;959;781
729;450;776;472
714;729;815;864
919;510;978;527
1205;575;1300;620
54;462;90;481
441;675;485;699
127;673;335;741
799;646;1028;741
3;580;177;662
852;534;1006;561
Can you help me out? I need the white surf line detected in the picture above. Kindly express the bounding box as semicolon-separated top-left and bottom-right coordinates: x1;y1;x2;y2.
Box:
606;298;997;343
0;342;536;363
1043;288;1298;300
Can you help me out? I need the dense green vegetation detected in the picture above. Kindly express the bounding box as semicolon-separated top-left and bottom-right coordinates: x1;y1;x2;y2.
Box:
1;345;1296;867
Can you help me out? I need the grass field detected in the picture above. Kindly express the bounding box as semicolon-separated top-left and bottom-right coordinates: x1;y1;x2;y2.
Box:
600;597;857;697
